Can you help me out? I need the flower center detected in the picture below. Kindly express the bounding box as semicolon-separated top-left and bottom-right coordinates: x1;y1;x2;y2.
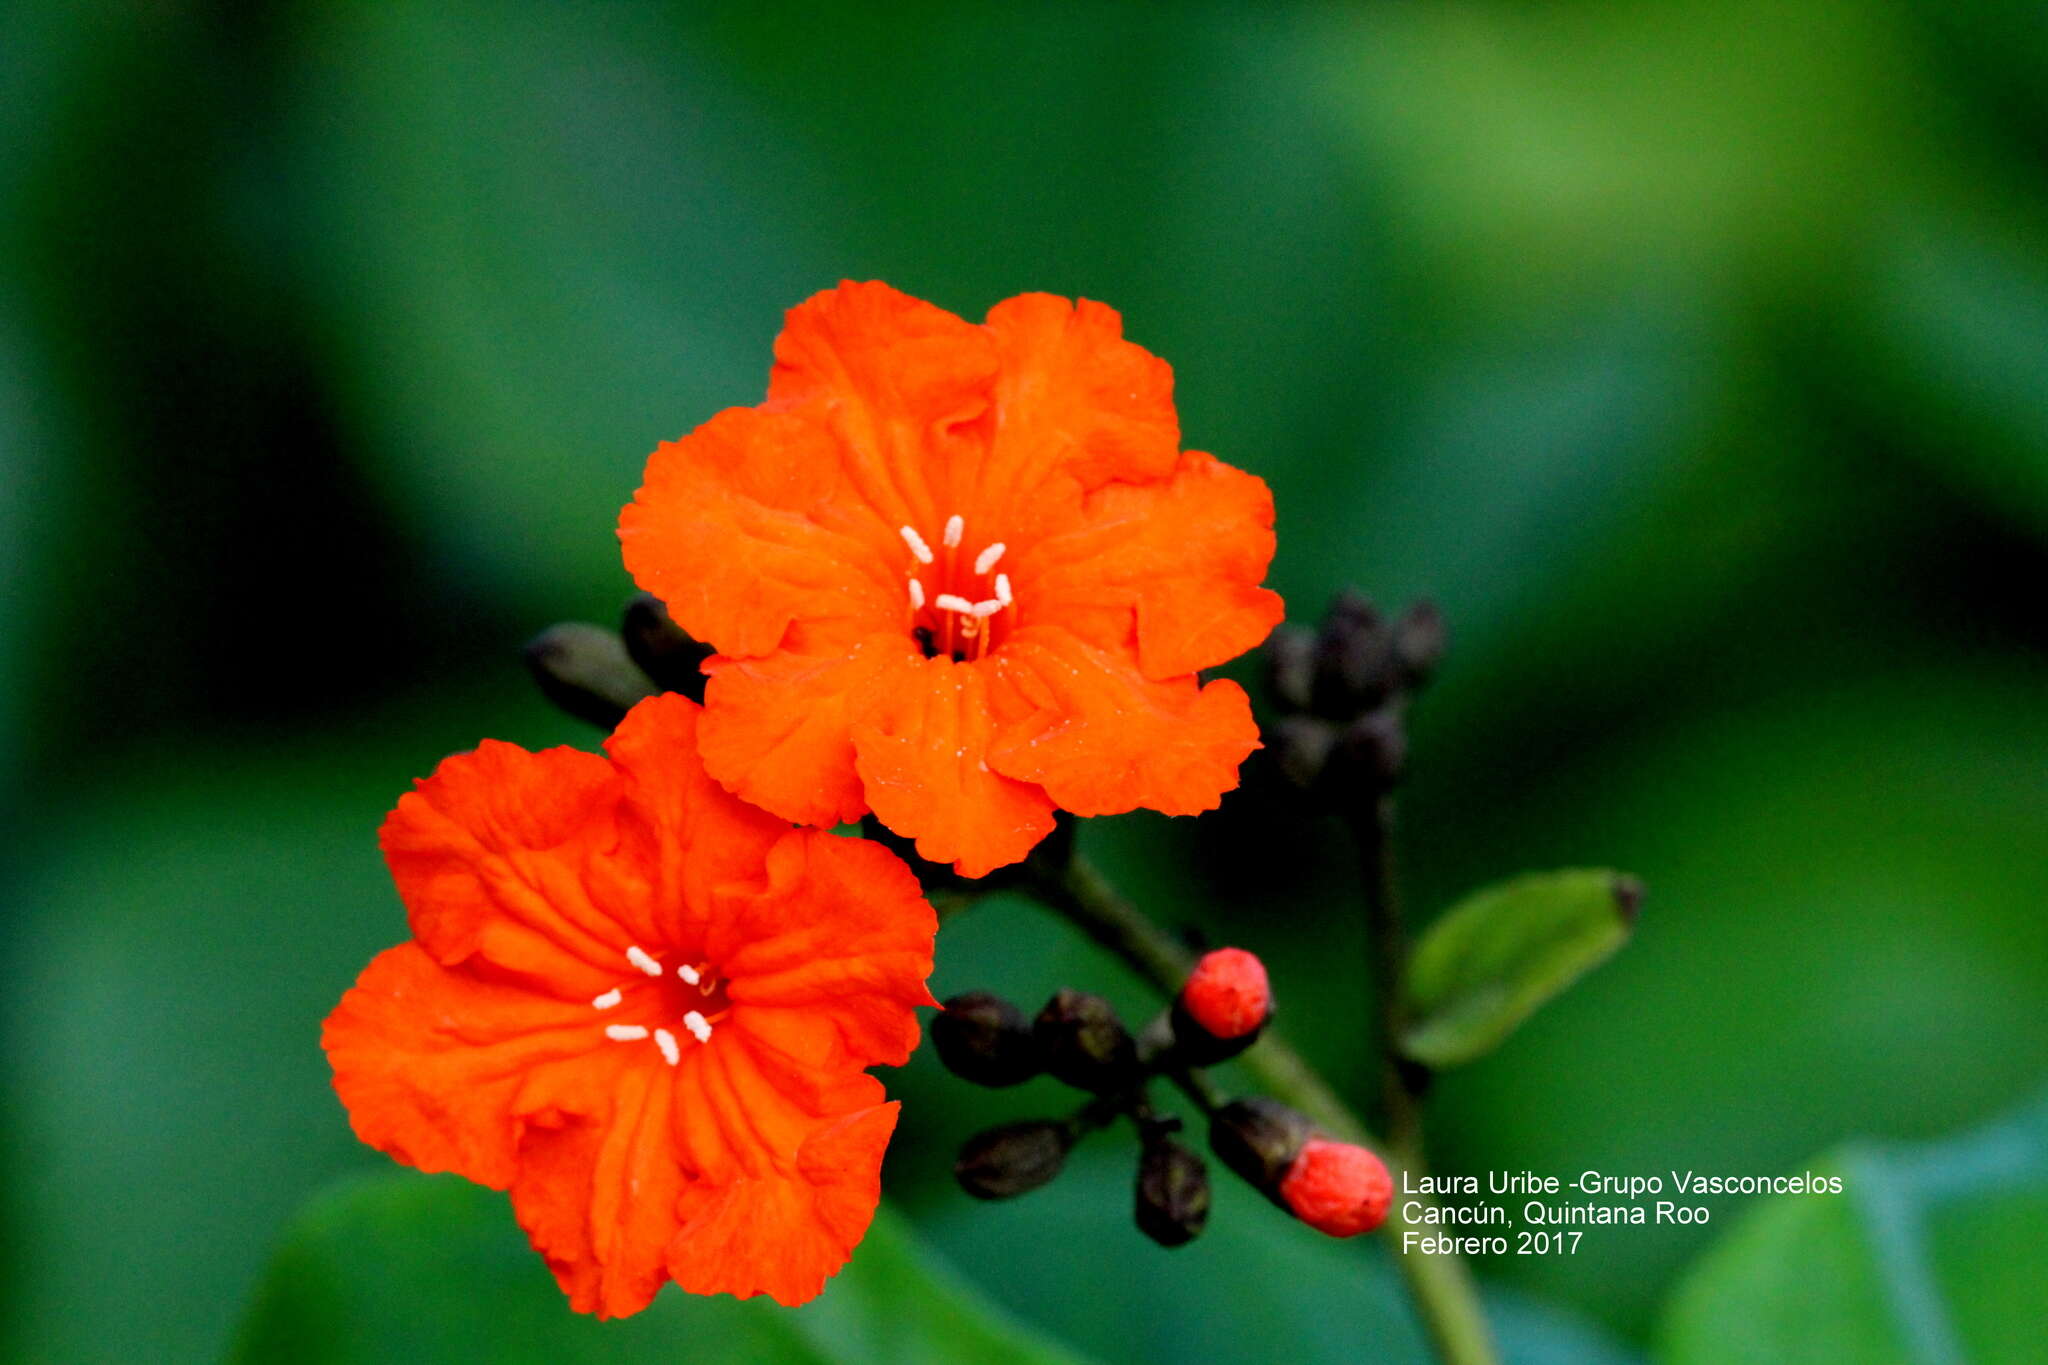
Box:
900;514;1013;660
590;944;732;1065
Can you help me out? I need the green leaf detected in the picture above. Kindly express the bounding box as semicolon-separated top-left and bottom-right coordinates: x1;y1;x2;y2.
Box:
1657;1089;2048;1364
1402;869;1640;1068
231;1175;1093;1365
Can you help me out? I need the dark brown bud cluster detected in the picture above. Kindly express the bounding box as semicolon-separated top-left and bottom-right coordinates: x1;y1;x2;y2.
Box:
941;989;1392;1243
1265;591;1443;802
525;592;713;727
938;948;1316;1250
938;986;1220;1247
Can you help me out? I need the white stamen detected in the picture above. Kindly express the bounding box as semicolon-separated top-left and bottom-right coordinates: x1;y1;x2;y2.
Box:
899;525;934;564
625;945;662;977
970;598;1003;617
994;573;1013;606
591;988;623;1010
942;514;964;548
604;1024;649;1042
653;1028;681;1066
907;578;926;610
683;1010;714;1044
676;963;701;985
974;542;1006;574
933;593;975;615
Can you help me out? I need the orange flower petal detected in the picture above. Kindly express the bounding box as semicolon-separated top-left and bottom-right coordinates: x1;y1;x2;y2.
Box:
668;1102;898;1306
717;830;939;1068
512;1063;687;1319
602;693;791;946
511;1010;892;1317
1022;449;1283;679
323;944;625;1190
975;293;1179;516
696;626;918;827
767;280;996;531
378;741;636;994
991;625;1261;817
619;407;902;661
849;656;1059;877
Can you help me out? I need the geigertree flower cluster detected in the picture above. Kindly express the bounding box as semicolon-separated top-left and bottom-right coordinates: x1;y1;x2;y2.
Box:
324;282;1326;1316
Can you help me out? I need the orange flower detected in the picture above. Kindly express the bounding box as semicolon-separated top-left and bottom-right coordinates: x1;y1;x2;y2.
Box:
620;282;1283;877
323;693;938;1316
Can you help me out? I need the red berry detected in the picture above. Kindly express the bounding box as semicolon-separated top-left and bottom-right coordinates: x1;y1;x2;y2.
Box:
1279;1138;1392;1237
1181;947;1271;1040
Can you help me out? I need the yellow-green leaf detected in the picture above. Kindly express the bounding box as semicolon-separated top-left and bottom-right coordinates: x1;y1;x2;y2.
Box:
1402;868;1640;1068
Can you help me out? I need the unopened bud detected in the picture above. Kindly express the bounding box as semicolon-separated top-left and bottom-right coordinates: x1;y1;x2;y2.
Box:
1311;590;1394;719
1208;1097;1314;1195
1272;590;1446;732
620;592;714;700
1393;600;1446;690
1134;1133;1211;1247
1172;947;1272;1065
931;992;1042;1087
1268;714;1339;793
1335;709;1407;790
954;1120;1073;1200
1265;624;1317;714
1033;989;1137;1093
523;623;657;729
1279;1138;1393;1237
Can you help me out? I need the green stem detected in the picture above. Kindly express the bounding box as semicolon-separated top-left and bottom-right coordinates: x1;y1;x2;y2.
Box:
1353;795;1422;1157
1033;854;1499;1365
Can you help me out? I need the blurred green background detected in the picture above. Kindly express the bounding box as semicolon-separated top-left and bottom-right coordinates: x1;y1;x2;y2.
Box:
5;2;2045;1362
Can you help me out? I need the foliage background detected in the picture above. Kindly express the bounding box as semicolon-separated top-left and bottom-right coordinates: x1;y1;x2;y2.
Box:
3;2;2044;1361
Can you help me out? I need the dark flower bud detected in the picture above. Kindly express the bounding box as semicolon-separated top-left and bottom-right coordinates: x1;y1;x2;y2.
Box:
1335;708;1408;791
1393;600;1446;691
1270;590;1447;734
931;992;1042;1087
523;623;657;729
1310;590;1395;719
620;592;714;700
1208;1097;1314;1198
1033;990;1138;1093
954;1120;1073;1200
1320;587;1383;638
1268;714;1340;794
1134;1132;1211;1247
1265;623;1318;714
1171;947;1273;1065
